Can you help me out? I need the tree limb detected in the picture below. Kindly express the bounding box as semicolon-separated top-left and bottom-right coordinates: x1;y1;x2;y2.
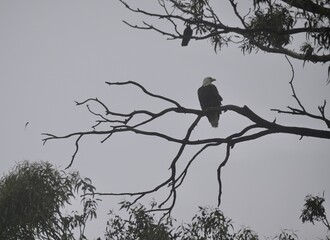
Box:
271;56;330;128
119;0;330;63
44;81;330;215
280;0;330;16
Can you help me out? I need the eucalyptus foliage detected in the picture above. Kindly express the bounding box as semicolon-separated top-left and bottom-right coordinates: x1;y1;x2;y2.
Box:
105;201;259;240
104;195;329;240
0;161;98;240
120;0;330;64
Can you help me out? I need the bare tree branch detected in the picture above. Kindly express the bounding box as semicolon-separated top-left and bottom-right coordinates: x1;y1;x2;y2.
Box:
105;81;182;108
217;143;231;206
271;56;330;128
43;80;330;215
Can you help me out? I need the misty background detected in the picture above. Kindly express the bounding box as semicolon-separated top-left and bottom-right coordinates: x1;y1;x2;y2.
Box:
0;1;329;239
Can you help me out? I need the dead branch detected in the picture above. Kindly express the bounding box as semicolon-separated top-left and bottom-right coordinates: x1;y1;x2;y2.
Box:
217;143;231;206
43;81;330;215
271;56;330;128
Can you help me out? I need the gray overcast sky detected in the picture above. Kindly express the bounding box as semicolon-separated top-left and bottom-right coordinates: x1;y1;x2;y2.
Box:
0;1;329;239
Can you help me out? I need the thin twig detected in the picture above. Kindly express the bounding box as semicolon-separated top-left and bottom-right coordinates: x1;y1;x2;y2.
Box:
106;81;182;108
271;56;330;128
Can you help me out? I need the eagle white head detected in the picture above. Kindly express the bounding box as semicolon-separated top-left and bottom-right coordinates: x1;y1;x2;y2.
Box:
202;77;216;86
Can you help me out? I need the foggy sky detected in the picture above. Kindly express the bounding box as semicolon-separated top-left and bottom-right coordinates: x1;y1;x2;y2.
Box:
0;1;329;239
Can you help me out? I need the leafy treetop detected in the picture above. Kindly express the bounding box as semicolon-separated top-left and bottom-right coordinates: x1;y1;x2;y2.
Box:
0;161;98;240
120;0;330;65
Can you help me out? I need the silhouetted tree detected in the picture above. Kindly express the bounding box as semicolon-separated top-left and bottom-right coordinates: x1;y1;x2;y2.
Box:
300;194;330;232
42;0;330;219
104;194;329;240
0;161;98;240
119;0;330;66
105;201;259;240
42;77;330;215
1;161;328;239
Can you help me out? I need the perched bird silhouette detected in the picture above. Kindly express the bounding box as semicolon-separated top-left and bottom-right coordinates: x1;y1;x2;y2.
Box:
181;25;193;46
198;77;223;127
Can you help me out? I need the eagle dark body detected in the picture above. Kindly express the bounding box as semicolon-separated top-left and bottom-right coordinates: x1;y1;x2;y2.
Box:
198;84;222;127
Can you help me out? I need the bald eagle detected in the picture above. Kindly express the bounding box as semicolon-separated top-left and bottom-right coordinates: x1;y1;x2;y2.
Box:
198;77;223;127
181;25;192;46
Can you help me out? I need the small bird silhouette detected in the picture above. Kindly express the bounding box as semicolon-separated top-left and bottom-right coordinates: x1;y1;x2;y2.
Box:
181;25;193;47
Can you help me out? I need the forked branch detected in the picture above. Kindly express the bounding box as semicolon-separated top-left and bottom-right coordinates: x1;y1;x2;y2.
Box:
43;81;330;215
272;56;330;128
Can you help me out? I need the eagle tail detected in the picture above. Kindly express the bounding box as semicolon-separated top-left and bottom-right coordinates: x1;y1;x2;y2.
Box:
207;111;219;128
